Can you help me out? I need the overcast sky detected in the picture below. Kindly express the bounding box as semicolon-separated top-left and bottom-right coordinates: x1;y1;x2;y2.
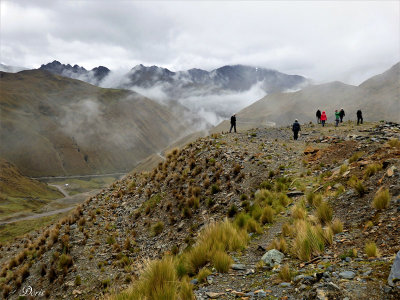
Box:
1;0;399;84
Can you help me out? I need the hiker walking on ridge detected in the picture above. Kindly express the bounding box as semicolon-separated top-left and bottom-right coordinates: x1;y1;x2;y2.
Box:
229;114;237;133
335;109;340;127
292;119;301;140
320;111;327;127
339;108;345;123
357;109;363;125
316;109;321;124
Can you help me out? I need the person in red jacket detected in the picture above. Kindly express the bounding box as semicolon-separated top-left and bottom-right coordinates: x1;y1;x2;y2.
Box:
320;111;327;127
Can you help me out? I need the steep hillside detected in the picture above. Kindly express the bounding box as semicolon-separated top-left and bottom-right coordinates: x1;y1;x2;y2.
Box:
0;70;189;176
0;122;399;299
0;159;63;217
213;63;400;131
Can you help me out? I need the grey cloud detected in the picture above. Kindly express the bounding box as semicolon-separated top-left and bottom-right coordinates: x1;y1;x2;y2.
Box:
1;0;399;84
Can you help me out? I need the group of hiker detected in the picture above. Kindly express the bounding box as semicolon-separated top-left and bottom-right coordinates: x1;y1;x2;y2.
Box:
229;108;365;140
315;108;363;126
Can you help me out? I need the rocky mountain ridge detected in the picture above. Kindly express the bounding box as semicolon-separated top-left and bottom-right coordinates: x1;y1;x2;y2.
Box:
39;61;110;86
0;121;399;299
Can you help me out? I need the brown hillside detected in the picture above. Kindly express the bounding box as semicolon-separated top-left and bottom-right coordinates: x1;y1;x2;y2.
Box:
0;159;63;217
213;62;400;132
0;122;399;299
0;70;189;176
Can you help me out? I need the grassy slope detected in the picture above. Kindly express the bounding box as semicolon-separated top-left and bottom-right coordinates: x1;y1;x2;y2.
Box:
0;159;63;217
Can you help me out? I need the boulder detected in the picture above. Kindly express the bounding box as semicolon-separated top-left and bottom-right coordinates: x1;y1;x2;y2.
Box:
388;250;400;287
339;271;356;279
261;249;284;267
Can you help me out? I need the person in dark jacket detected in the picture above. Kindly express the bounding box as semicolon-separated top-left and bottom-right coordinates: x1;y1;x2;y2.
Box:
339;108;345;123
316;109;321;124
229;114;237;133
357;110;363;125
292;119;301;140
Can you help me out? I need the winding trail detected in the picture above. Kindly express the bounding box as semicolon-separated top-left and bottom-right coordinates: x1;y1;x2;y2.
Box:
0;207;73;225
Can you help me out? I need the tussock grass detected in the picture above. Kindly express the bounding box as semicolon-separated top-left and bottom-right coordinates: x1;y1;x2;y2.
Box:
387;138;400;148
331;218;343;234
372;188;390;210
291;205;306;220
151;222;164;237
282;222;292;237
268;237;288;254
315;201;333;224
292;220;325;261
348;176;366;196
59;254;73;269
197;267;211;283
339;164;348;174
111;220;245;299
365;242;379;258
278;264;293;282
111;257;178;300
306;193;323;207
364;163;382;179
349;151;364;163
212;250;233;273
260;206;274;224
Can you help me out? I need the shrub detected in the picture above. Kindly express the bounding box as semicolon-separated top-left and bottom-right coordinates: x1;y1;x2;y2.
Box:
315;201;333;224
365;242;379;258
212;250;233;273
260;206;274;224
278;264;293;282
151;222;164;236
372;188;390;210
331;218;343;234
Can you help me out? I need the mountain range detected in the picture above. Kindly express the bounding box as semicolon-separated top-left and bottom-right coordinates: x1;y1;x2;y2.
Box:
39;60;110;86
38;61;309;97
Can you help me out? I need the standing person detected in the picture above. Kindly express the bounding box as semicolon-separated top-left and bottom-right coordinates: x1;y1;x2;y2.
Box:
335;110;340;127
357;110;363;125
321;111;327;127
316;109;321;124
339;108;345;123
229;114;237;133
292;119;301;140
